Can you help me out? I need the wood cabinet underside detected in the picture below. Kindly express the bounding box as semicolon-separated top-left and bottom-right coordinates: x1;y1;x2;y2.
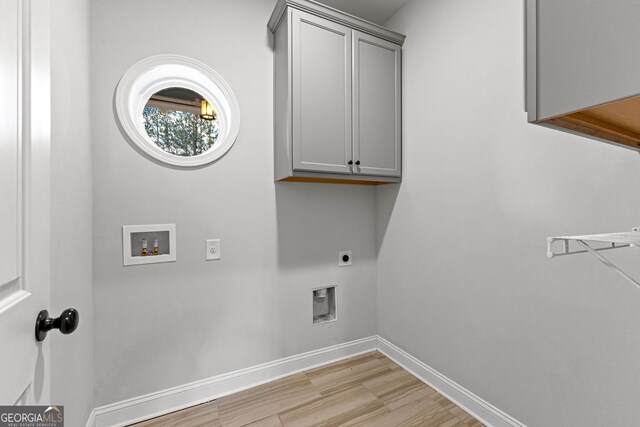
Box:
539;94;640;151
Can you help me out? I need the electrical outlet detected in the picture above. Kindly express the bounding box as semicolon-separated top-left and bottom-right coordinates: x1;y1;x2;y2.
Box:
338;250;352;267
206;239;221;261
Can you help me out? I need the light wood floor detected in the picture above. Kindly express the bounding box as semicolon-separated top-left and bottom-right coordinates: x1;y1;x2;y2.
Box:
131;351;483;427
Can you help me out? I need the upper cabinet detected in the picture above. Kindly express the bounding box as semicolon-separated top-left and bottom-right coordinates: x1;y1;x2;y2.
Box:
269;0;405;185
526;0;640;151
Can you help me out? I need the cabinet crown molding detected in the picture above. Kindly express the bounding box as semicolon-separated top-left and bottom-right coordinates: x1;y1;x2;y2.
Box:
267;0;406;45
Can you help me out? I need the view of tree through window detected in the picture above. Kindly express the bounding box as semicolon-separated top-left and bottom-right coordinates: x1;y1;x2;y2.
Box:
143;88;220;157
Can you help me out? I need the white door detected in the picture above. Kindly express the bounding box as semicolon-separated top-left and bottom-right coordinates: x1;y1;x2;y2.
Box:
0;0;52;405
292;9;353;174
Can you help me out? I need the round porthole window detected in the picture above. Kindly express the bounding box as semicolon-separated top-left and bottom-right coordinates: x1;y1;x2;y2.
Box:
115;55;240;167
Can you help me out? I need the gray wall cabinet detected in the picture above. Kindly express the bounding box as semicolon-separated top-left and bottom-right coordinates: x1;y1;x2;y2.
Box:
269;0;405;184
526;0;640;152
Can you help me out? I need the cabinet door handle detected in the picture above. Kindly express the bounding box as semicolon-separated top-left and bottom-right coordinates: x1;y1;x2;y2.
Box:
348;160;353;165
355;161;361;166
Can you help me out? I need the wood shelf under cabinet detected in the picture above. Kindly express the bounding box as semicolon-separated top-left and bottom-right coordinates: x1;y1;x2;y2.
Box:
538;94;640;151
278;176;394;185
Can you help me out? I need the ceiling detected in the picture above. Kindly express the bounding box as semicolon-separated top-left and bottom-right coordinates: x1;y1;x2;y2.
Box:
314;0;410;25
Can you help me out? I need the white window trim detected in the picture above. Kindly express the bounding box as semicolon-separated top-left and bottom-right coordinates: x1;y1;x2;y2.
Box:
115;54;240;167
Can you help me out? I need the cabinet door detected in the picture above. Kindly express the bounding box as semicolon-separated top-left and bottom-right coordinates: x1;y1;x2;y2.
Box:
533;0;640;121
353;31;401;177
292;10;352;174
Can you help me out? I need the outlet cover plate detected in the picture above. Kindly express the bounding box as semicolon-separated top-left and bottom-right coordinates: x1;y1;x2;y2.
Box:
338;250;352;267
206;239;221;261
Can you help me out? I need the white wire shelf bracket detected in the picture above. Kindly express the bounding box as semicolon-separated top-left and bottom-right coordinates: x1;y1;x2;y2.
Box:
546;228;640;291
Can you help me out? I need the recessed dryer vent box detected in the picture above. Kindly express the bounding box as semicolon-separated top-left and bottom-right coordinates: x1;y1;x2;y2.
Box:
122;224;176;266
313;286;336;324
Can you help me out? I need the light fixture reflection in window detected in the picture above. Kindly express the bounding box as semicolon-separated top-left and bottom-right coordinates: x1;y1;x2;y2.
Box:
200;100;216;121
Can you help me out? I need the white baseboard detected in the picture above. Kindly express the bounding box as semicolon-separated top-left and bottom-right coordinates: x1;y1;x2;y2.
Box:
85;408;95;427
91;336;377;427
87;335;525;427
377;336;526;427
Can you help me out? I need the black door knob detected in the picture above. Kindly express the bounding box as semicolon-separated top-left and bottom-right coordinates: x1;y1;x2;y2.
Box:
35;308;79;342
355;161;361;166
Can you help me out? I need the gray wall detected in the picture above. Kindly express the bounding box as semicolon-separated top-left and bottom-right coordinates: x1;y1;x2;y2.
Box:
51;0;94;425
378;1;640;426
91;0;377;407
